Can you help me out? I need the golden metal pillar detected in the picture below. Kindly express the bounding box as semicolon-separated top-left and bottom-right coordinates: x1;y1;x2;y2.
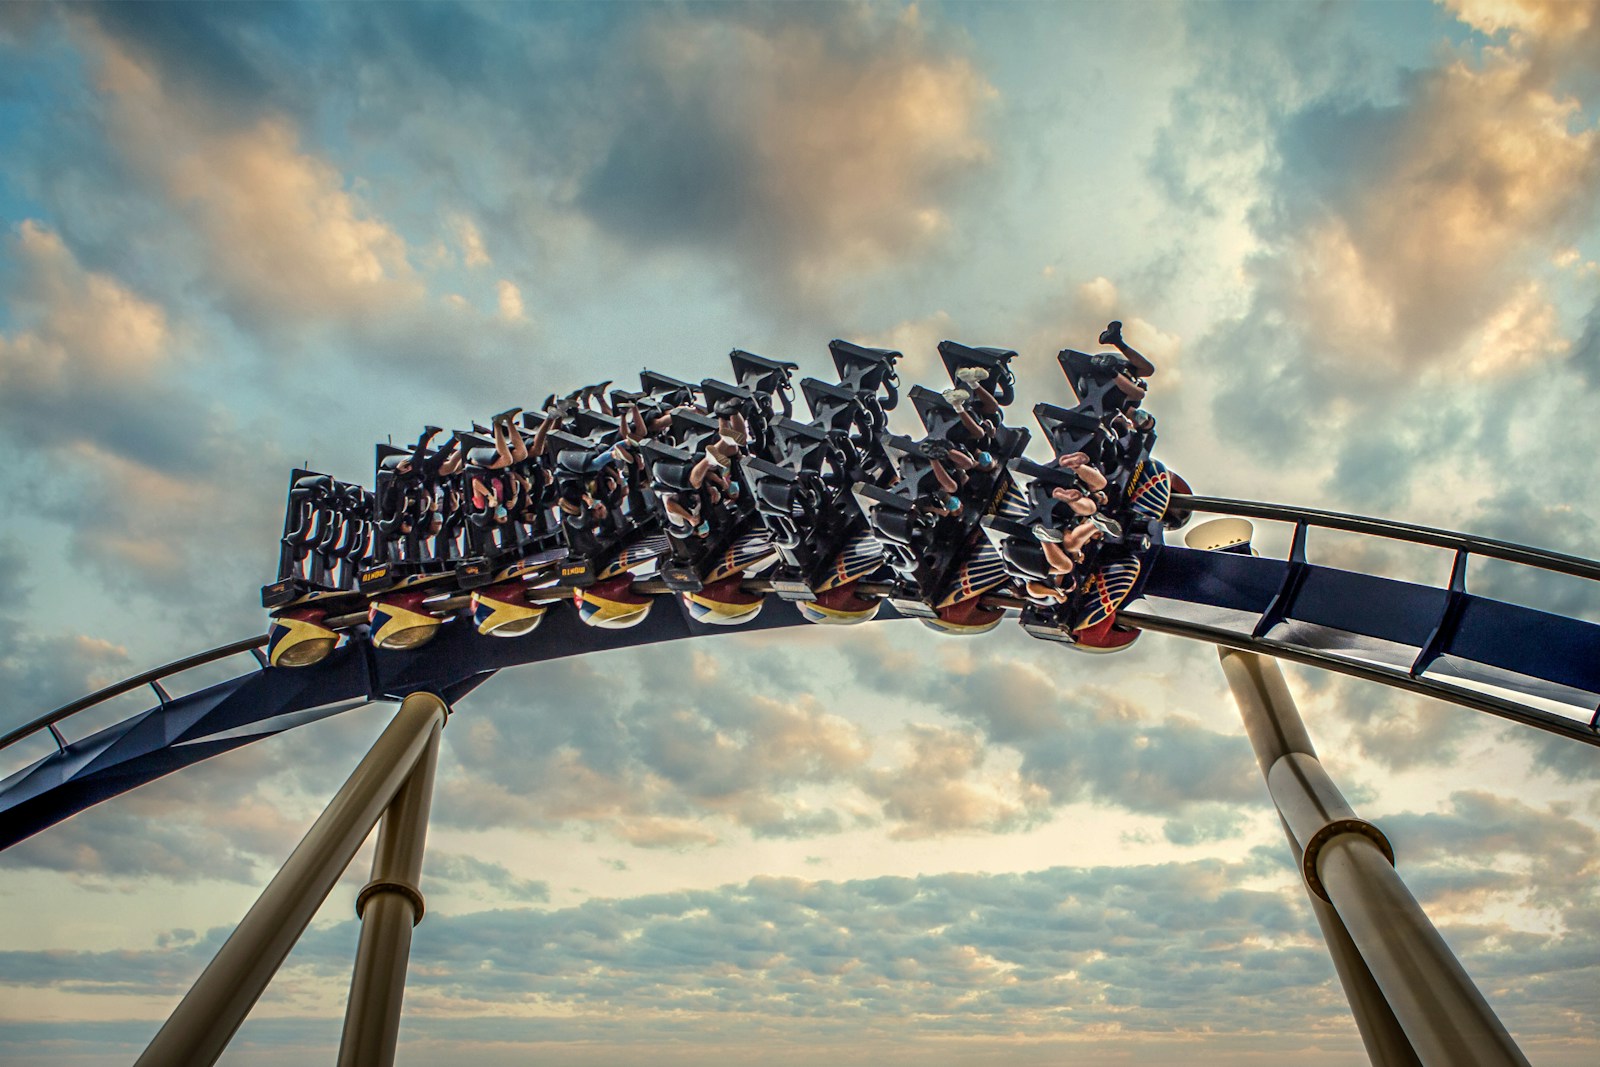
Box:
135;691;448;1067
1220;650;1528;1067
337;704;443;1066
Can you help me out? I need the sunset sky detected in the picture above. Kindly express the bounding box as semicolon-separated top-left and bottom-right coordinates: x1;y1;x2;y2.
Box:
1;2;1598;1064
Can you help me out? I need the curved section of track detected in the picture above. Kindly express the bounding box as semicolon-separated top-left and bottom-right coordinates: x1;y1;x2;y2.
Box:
1142;495;1600;744
0;592;828;851
3;497;1596;852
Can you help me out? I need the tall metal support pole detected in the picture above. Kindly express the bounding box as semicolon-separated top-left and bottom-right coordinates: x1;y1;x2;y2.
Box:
135;691;449;1067
1219;650;1529;1067
1277;812;1422;1067
337;702;443;1067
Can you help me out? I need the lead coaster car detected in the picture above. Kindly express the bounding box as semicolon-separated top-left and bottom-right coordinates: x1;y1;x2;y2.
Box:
266;606;342;668
1069;557;1144;652
999;453;1183;653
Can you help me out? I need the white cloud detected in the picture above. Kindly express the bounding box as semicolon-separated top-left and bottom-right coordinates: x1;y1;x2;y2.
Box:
450;212;491;267
862;725;1047;839
496;278;525;321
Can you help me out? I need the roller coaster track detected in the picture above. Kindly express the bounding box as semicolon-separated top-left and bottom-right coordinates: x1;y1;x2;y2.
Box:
2;494;1595;856
1125;495;1600;742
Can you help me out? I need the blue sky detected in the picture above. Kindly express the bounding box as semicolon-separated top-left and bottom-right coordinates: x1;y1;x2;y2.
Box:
1;1;1598;1064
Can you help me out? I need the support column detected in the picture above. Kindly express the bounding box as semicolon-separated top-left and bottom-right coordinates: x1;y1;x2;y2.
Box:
135;691;449;1067
1278;812;1422;1067
1220;650;1528;1067
337;704;443;1067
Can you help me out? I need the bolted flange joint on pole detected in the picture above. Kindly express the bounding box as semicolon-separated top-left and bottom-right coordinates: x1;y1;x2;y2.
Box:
1266;750;1395;902
356;878;427;924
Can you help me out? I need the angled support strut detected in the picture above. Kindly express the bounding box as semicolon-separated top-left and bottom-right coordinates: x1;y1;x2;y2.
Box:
134;691;449;1067
1220;650;1528;1067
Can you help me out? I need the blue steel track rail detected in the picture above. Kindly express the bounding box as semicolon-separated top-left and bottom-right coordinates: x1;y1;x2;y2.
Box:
2;497;1597;852
0;591;823;851
1135;494;1600;744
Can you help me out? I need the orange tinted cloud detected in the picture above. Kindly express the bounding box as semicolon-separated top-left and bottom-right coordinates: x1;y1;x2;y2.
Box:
1270;47;1598;371
84;25;420;326
0;221;170;390
1444;0;1597;39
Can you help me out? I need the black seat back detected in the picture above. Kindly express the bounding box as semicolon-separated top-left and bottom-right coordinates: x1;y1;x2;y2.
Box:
827;339;901;406
938;340;1017;405
729;349;799;415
